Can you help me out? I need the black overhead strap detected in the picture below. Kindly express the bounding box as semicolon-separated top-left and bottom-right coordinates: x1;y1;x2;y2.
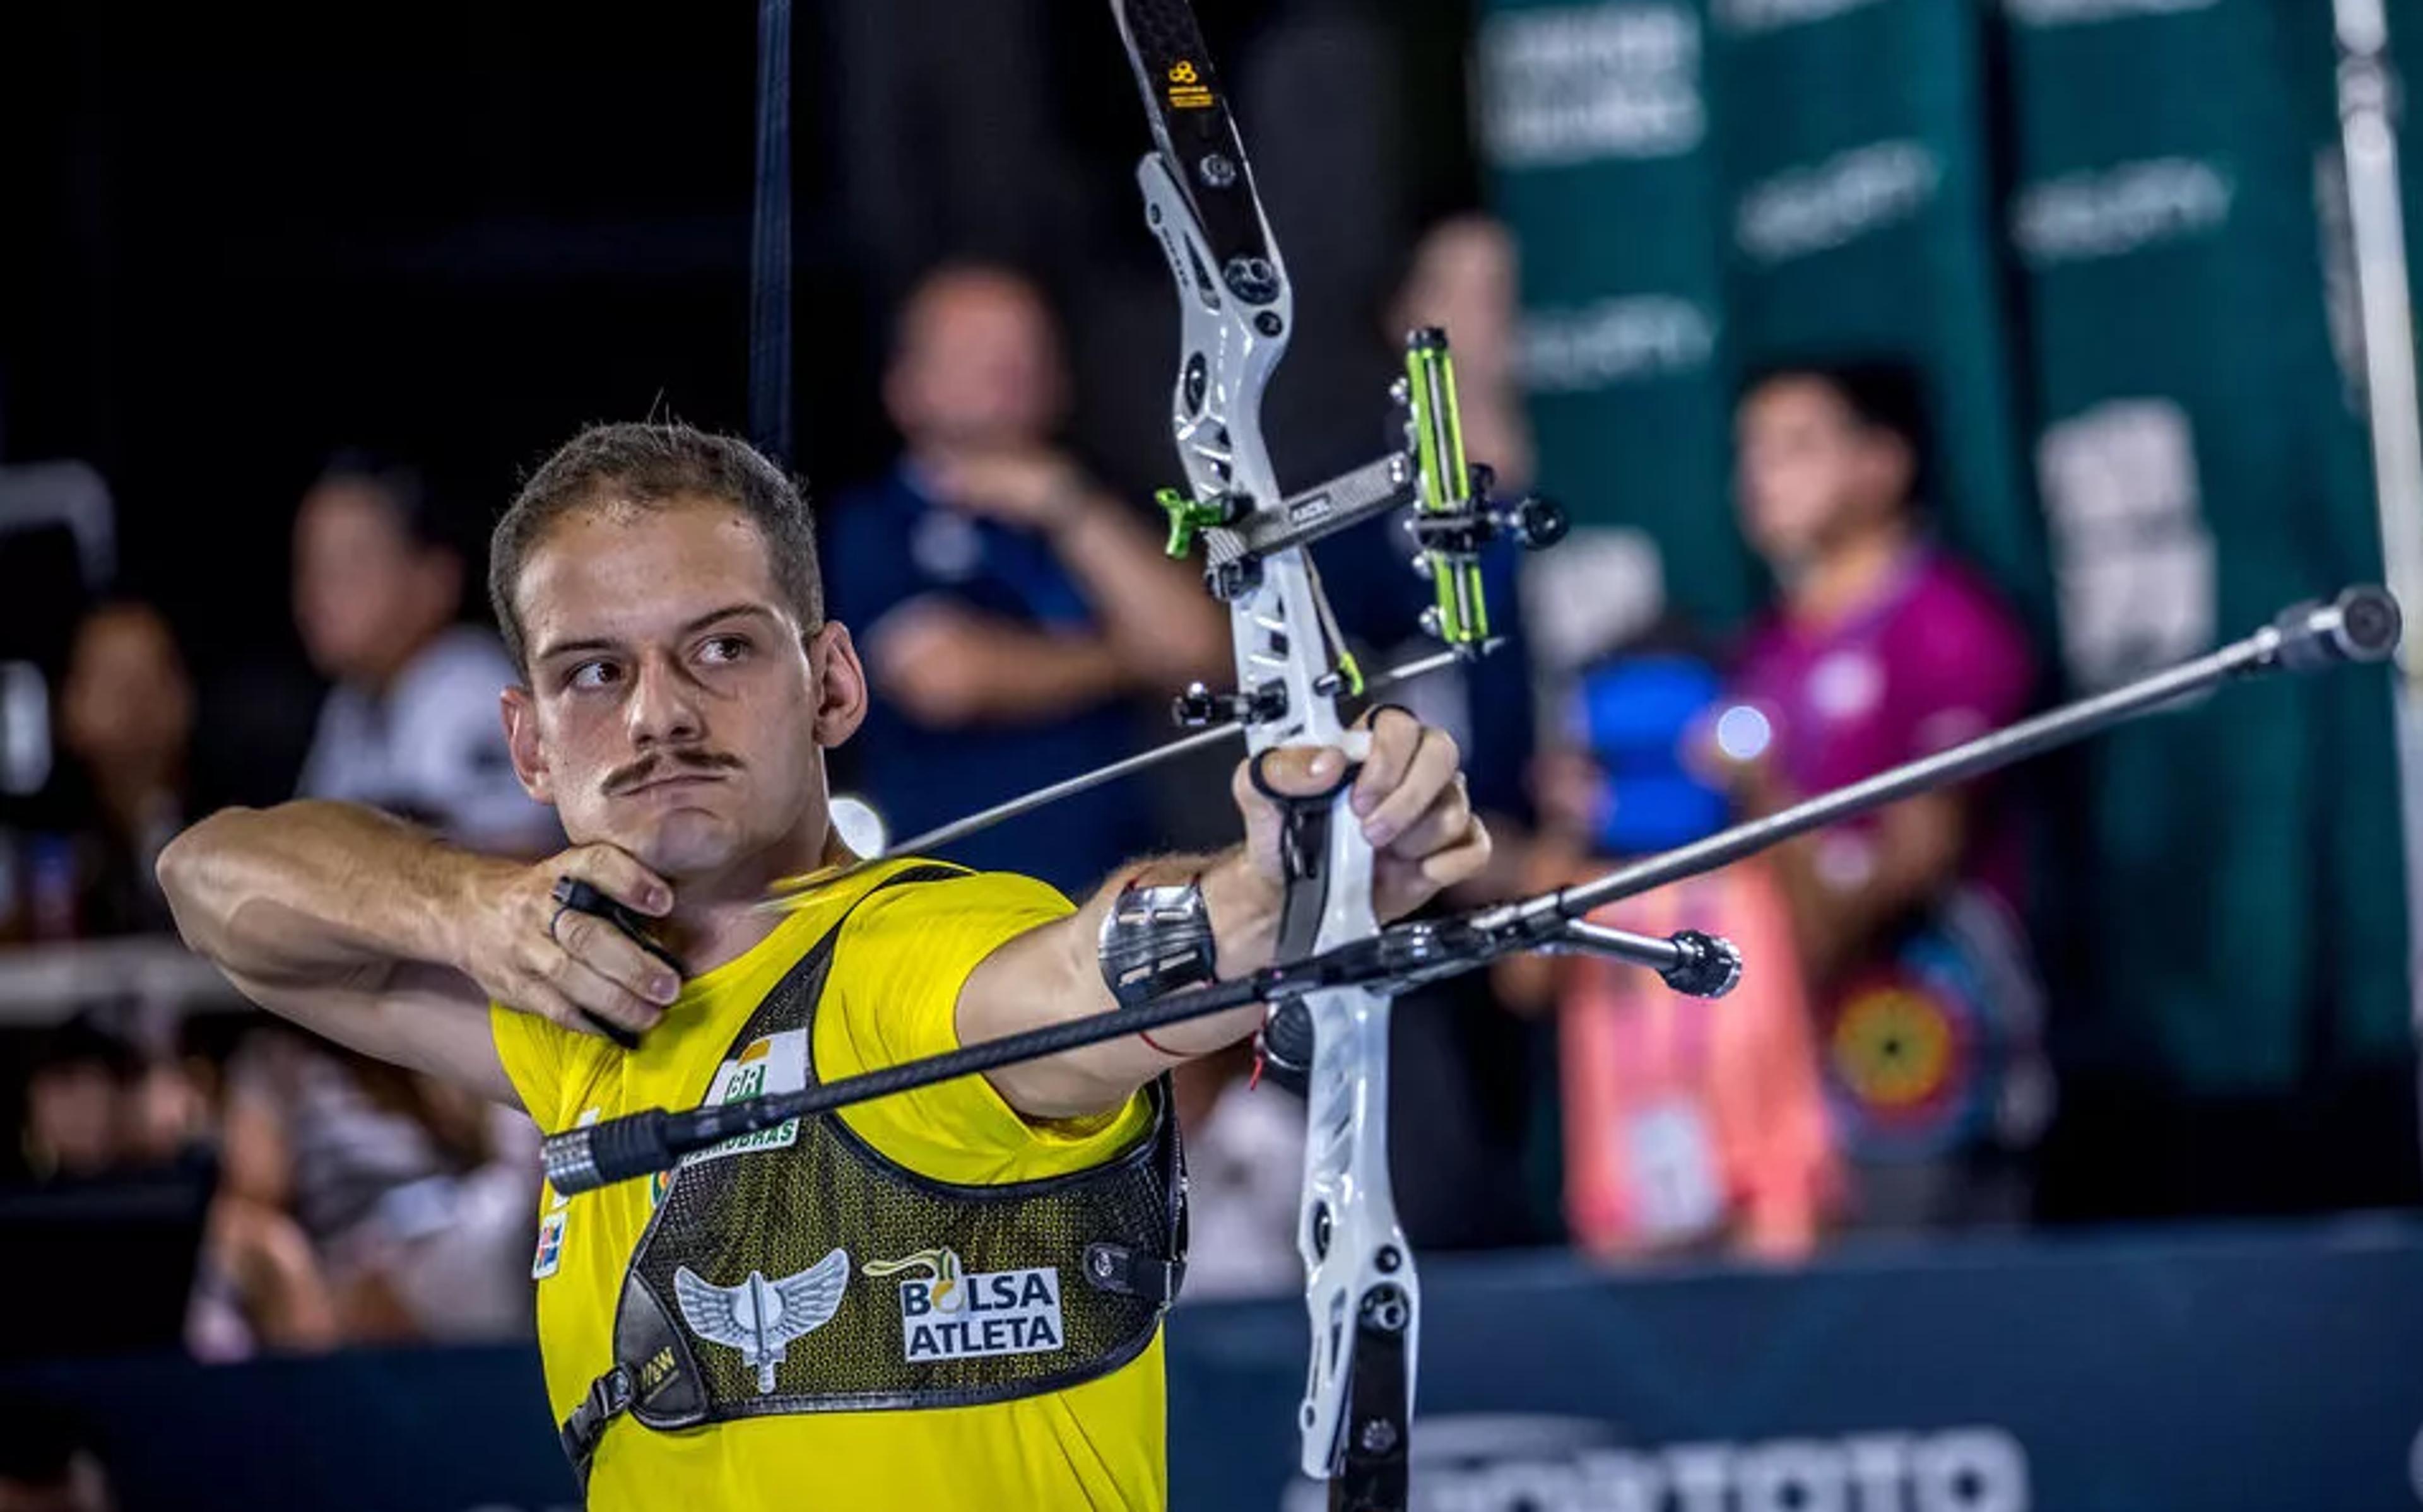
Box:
748;0;794;467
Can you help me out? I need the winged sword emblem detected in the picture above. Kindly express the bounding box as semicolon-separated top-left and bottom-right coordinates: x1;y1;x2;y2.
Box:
673;1246;852;1394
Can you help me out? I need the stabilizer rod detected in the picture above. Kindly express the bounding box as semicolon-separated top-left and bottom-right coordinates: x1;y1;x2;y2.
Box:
542;587;2398;1198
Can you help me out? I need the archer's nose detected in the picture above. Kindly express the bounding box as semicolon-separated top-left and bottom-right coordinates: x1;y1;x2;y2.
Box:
625;652;707;749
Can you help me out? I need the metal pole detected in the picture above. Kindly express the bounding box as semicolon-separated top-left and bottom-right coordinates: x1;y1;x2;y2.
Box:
2331;0;2423;1029
749;0;794;467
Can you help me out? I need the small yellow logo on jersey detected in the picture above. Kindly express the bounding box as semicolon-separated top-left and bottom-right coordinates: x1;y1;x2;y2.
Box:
633;1345;679;1397
863;1247;967;1311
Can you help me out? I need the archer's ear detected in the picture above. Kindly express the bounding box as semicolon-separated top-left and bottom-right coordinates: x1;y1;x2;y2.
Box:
807;621;870;749
502;685;554;802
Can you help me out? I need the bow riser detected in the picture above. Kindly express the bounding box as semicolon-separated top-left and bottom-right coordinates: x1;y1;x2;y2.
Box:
1137;126;1417;1506
1116;4;1418;1501
1137;157;1292;521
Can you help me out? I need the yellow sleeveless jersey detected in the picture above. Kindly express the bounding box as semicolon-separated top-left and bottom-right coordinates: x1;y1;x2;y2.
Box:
491;859;1165;1511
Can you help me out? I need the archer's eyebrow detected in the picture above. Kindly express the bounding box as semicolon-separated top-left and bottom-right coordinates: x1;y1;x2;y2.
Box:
533;602;781;664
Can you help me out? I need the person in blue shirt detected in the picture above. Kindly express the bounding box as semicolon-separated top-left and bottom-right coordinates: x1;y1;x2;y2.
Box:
822;263;1227;897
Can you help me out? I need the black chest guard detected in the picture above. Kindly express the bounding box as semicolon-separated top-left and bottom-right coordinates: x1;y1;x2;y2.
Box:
560;867;1188;1477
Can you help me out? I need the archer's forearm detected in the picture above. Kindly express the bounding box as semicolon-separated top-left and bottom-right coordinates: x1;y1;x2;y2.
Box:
962;848;1280;1120
158;801;503;990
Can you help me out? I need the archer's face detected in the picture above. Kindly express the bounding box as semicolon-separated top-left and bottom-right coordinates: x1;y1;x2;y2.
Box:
502;498;866;884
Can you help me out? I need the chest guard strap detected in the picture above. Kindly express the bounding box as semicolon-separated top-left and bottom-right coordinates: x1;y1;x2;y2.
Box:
560;865;1188;1479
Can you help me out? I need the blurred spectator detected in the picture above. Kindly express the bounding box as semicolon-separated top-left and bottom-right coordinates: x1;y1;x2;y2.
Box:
0;599;193;944
221;1031;538;1342
19;1013;129;1181
50;601;191;937
274;450;549;1340
823;262;1227;896
1724;360;2047;1230
292;451;555;855
1169;1043;1304;1301
1393;215;1533;508
1319;214;1538;830
1505;635;1841;1263
0;1393;113;1512
16;1012;340;1359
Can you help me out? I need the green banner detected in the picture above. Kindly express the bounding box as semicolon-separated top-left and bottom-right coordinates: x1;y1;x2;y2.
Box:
1478;0;1745;627
1484;0;2410;1093
2004;0;2404;1089
1713;0;2043;622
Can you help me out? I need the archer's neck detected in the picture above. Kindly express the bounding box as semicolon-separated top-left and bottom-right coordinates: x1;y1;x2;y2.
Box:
658;822;854;976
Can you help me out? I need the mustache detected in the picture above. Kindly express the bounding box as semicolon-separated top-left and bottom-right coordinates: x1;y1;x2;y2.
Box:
605;749;743;795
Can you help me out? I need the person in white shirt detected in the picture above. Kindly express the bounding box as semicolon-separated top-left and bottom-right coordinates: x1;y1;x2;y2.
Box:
269;450;551;1340
290;451;557;855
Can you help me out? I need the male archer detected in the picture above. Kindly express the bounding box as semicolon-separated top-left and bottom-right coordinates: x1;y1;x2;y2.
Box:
157;420;1489;1510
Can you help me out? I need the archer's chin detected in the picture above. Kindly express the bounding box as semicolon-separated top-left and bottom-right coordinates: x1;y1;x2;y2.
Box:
622;808;752;879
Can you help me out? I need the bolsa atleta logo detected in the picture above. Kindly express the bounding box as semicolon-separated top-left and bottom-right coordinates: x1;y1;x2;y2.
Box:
863;1247;1066;1364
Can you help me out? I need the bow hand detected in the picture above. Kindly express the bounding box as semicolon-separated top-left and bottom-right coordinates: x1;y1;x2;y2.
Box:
1229;708;1490;941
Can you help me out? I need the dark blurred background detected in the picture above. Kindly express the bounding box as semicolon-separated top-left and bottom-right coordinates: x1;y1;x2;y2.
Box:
0;0;1476;771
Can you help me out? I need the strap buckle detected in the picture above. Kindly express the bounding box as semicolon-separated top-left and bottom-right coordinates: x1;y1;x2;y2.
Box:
559;1365;635;1474
1083;1241;1186;1309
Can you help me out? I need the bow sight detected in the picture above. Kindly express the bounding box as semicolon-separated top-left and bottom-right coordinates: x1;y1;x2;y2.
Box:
1158;328;1569;729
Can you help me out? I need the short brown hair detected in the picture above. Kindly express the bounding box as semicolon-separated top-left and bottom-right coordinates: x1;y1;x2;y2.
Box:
488;422;823;671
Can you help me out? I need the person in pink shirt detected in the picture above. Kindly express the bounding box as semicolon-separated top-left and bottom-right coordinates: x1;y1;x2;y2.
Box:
1506;359;2043;1257
1511;636;1841;1263
1499;840;1841;1263
1726;360;2045;1229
